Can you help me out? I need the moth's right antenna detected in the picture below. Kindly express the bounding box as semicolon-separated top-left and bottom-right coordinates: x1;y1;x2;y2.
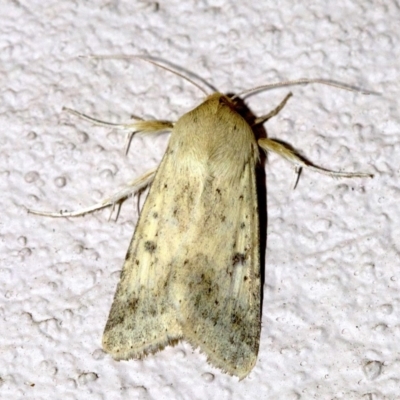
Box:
232;78;376;100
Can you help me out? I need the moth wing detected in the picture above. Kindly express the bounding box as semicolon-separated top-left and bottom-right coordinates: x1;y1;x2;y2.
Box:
175;157;261;379
168;95;261;378
102;151;188;359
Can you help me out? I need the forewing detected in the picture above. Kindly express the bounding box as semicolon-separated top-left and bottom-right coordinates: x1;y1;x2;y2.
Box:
174;157;261;379
102;146;202;359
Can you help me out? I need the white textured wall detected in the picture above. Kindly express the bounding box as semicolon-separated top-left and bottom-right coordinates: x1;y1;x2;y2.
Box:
1;1;399;399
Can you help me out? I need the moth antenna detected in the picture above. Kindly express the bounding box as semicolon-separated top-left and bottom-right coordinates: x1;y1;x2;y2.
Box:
136;56;210;96
84;54;210;96
231;78;376;99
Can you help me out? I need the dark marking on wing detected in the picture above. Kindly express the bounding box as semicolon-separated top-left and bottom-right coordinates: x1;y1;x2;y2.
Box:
232;252;246;267
144;241;157;253
128;298;139;311
125;248;133;261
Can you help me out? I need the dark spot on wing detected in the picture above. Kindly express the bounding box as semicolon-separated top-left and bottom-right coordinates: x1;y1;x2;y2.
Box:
149;304;157;317
144;241;157;253
128;298;139;311
125;248;133;261
230;311;242;325
232;252;246;267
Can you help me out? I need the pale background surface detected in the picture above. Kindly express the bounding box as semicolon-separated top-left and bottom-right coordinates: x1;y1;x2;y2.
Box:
1;1;399;399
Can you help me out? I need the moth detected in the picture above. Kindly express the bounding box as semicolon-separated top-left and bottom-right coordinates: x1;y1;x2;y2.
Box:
29;59;373;379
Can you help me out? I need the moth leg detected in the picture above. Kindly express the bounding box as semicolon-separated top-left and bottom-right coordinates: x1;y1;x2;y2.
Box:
258;138;373;178
28;167;157;218
63;107;174;153
253;92;293;126
63;107;174;132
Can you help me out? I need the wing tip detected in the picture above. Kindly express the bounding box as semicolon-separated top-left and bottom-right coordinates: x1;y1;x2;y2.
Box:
182;328;258;379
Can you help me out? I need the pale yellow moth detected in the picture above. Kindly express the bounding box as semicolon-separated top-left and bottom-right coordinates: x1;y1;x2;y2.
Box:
29;59;373;379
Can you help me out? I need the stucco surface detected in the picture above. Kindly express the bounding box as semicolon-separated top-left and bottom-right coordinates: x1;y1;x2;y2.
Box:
1;1;399;399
